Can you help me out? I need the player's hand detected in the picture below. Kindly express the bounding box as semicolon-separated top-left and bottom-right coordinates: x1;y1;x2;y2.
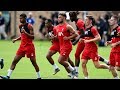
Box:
63;36;69;40
12;39;17;43
105;41;111;46
79;38;84;42
50;34;55;40
111;43;117;48
84;39;91;43
117;32;120;36
21;29;26;33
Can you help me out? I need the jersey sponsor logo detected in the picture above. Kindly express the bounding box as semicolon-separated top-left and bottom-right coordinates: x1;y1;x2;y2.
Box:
58;32;64;36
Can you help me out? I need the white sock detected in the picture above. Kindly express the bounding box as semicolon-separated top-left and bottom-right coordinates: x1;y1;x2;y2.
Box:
67;65;74;72
75;66;79;73
7;69;13;77
114;76;119;79
104;59;109;64
52;64;59;70
85;76;89;79
36;71;41;78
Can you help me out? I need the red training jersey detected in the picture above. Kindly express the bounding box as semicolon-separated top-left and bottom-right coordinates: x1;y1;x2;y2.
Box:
84;26;99;52
47;25;59;45
56;23;72;49
111;26;120;52
19;23;33;46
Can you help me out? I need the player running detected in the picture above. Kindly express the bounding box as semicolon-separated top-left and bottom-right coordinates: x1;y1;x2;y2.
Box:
56;13;78;79
69;11;109;77
81;15;109;79
106;15;120;79
0;13;41;79
45;19;75;76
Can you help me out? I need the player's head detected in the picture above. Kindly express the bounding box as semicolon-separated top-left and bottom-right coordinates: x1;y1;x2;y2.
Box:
108;15;118;26
20;13;27;23
28;12;33;18
85;15;95;26
58;13;66;24
69;11;79;22
45;19;53;28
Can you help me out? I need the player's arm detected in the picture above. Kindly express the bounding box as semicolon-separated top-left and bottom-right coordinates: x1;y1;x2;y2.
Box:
110;41;120;48
72;21;85;45
22;25;34;39
84;27;101;43
12;36;21;43
63;25;78;40
84;34;101;43
105;41;112;46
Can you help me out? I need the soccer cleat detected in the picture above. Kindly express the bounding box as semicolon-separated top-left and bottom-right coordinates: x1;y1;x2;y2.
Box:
68;73;72;77
0;76;10;79
37;78;41;79
53;68;60;75
0;58;4;69
75;72;79;77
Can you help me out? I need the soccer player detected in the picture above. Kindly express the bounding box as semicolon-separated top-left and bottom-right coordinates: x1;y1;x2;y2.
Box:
0;58;4;69
45;19;75;76
0;13;41;79
69;11;109;77
45;19;60;75
81;15;109;79
56;13;78;79
106;15;120;79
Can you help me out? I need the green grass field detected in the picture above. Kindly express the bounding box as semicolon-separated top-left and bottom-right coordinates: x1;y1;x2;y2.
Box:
0;40;119;79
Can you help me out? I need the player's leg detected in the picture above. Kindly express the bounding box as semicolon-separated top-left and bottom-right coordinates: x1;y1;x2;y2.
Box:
58;55;76;79
0;58;4;69
30;56;41;79
68;57;75;68
67;57;75;77
98;55;109;65
74;42;84;76
27;45;41;79
115;53;120;71
110;65;119;79
0;55;23;79
46;50;60;75
81;59;89;79
108;52;119;78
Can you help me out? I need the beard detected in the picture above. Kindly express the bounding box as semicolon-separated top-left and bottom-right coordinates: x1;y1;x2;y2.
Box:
58;20;63;24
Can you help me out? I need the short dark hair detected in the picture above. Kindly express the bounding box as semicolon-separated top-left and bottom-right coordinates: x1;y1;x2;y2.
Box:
59;13;66;18
86;15;95;25
20;13;27;19
46;19;53;23
69;11;79;17
112;15;118;21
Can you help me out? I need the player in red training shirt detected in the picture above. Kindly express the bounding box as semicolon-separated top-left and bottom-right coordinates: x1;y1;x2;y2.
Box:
45;19;75;76
106;15;120;79
0;13;41;79
56;13;78;79
81;15;109;79
69;11;109;77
